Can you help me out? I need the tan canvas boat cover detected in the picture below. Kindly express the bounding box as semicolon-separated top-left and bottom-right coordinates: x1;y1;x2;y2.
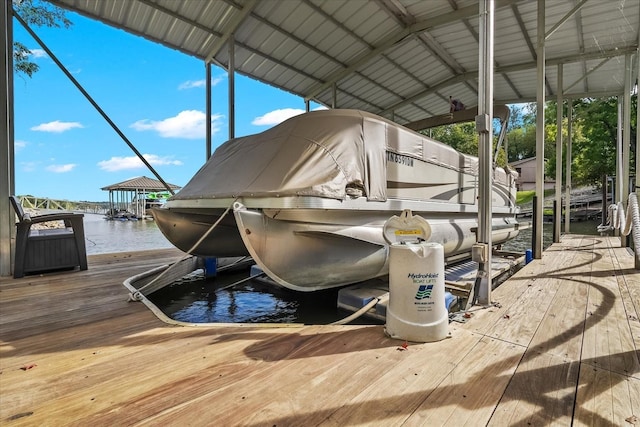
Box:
173;109;479;202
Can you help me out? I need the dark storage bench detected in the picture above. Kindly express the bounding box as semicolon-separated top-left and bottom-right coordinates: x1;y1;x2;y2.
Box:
10;196;88;278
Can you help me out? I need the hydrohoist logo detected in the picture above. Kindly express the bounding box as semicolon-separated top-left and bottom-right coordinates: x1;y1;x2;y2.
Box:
415;284;434;300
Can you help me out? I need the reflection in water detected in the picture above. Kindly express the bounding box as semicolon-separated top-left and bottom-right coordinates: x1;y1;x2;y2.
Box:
148;270;357;324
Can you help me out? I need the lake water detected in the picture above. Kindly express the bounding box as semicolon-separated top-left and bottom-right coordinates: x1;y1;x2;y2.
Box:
83;213;173;255
82;214;607;324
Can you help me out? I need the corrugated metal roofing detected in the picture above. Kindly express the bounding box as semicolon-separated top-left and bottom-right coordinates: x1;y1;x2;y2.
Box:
47;0;639;126
100;176;181;191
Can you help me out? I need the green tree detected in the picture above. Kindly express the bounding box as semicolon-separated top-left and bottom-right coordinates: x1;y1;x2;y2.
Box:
517;96;637;188
12;0;72;77
505;123;536;161
572;96;637;186
428;122;478;155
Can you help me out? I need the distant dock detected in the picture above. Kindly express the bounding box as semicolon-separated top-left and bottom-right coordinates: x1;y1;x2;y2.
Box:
0;236;638;425
17;195;109;215
517;189;610;222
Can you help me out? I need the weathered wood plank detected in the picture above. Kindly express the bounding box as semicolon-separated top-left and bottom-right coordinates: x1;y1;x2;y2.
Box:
607;240;640;360
400;337;525;426
574;364;640;426
312;327;483;427
582;237;640;379
1;240;638;426
488;351;579;426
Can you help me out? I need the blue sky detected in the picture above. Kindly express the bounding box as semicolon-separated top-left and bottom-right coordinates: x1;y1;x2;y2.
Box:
13;7;323;202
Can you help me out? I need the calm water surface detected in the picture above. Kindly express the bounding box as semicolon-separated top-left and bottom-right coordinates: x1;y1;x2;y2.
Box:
83;213;173;255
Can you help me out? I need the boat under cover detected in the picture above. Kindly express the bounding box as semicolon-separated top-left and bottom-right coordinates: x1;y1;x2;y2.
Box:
152;109;521;291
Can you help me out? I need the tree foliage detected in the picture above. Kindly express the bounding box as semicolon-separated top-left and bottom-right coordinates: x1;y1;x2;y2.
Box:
521;97;637;187
420;95;637;189
423;119;511;169
12;0;72;77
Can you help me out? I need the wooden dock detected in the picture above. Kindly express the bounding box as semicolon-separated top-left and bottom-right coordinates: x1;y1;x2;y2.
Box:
1;235;638;426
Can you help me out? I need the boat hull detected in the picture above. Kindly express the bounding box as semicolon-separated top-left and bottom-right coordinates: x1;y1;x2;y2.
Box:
233;203;519;291
152;197;520;291
151;207;248;257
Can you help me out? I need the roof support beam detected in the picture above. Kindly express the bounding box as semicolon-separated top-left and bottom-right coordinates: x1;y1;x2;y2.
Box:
497;90;624;105
545;0;589;40
511;3;536;59
563;57;611;93
575;8;588;93
305;0;519;102
380;46;636;115
204;0;258;64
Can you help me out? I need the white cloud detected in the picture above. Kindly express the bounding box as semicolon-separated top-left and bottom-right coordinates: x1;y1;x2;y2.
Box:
97;154;183;172
30;49;47;59
178;80;205;90
46;164;76;173
31;120;84;133
14;140;27;151
178;75;225;90
252;108;306;126
130;110;223;139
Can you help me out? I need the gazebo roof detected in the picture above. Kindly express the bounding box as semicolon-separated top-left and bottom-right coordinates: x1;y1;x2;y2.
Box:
100;176;181;192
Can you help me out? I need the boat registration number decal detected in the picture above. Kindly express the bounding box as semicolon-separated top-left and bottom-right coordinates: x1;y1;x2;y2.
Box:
395;229;422;236
386;152;414;167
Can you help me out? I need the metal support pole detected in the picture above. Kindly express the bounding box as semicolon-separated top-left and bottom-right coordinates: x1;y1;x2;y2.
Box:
555;64;563;242
616;96;623;237
622;53;632;247
636;45;640;269
332;83;337;109
228;35;235;140
565;101;572;231
601;174;607;227
552;200;557;242
534;0;545;259
206;61;212;160
1;0;15;277
475;0;494;306
532;196;538;258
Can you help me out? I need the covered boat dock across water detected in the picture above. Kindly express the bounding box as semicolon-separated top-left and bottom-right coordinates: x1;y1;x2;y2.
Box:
101;176;180;220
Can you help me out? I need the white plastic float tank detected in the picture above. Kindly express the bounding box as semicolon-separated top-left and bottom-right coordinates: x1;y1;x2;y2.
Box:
383;209;450;342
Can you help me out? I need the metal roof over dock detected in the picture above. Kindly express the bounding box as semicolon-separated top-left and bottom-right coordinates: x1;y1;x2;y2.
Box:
47;0;639;122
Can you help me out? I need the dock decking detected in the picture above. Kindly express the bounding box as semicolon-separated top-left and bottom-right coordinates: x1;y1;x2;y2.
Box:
1;235;638;426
